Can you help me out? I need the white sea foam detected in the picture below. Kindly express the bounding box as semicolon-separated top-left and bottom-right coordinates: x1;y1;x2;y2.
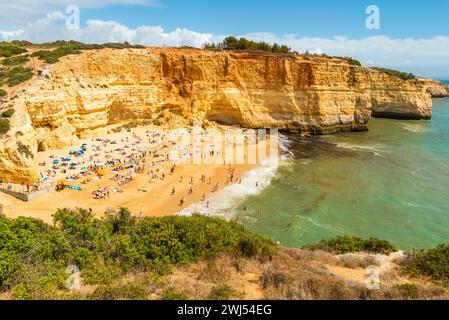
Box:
403;124;427;133
176;160;279;218
176;134;291;218
333;142;387;157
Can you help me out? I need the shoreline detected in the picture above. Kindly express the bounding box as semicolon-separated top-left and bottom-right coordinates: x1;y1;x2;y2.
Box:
0;125;279;224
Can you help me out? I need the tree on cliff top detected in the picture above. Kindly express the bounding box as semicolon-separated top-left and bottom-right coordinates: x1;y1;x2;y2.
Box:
204;36;295;55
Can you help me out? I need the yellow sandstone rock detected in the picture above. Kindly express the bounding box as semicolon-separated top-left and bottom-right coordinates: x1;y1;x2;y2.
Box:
0;47;433;182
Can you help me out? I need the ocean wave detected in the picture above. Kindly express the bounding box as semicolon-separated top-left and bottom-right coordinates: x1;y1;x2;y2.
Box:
177;134;291;218
332;142;388;157
402;124;427;133
176;161;280;218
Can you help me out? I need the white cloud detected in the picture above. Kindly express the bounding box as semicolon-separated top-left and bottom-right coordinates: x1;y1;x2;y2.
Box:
0;0;160;27
1;11;449;77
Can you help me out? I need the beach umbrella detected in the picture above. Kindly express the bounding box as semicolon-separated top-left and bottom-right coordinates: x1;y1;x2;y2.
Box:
81;166;88;171
70;163;78;167
52;159;60;164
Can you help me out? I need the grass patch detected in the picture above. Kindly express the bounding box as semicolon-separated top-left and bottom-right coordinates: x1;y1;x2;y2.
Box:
0;88;6;97
0;42;27;58
0;66;33;87
304;236;397;255
1;55;29;66
373;67;416;80
396;283;419;299
88;283;149;300
32;47;81;64
0;118;10;134
404;244;449;281
209;283;235;300
2;108;15;118
31;41;145;64
0;208;275;299
161;288;189;300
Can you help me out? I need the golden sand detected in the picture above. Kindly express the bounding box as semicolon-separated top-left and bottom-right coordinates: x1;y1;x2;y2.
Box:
0;125;275;223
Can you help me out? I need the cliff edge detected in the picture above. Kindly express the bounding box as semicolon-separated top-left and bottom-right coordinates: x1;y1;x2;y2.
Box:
0;47;433;182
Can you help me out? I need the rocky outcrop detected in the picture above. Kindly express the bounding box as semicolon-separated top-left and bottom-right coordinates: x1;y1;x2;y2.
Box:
415;78;449;98
0;47;434;182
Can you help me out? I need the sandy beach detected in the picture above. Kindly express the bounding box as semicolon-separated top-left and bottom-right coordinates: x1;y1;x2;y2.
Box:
0;125;278;223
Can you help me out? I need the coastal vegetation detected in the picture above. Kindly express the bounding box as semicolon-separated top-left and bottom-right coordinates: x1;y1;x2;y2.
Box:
404;245;449;281
0;42;27;58
304;236;397;255
0;208;274;300
0;55;29;67
1;108;15;118
0;118;10;134
0;66;33;87
373;67;416;80
204;37;363;66
204;36;296;55
0;88;6;97
32;46;82;64
0;208;447;300
31;40;145;64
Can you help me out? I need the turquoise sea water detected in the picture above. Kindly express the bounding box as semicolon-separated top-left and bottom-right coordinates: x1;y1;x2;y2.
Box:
234;98;449;250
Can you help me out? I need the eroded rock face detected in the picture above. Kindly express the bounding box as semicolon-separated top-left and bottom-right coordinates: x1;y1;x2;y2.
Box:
0;48;433;182
415;78;449;98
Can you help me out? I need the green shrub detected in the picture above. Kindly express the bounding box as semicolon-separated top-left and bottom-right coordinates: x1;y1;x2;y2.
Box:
89;283;149;300
1;56;29;66
2;108;14;118
0;66;33;86
0;88;6;97
373;67;416;80
305;236;397;255
0;208;275;299
404;244;449;281
396;283;419;299
204;36;295;55
11;283;31;300
0;42;27;57
0;118;10;134
31;41;145;64
209;283;234;300
345;57;362;66
161;288;189;300
238;236;260;258
32;47;81;64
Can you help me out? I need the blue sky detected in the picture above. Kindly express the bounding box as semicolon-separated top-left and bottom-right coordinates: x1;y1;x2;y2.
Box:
1;0;448;78
82;0;449;39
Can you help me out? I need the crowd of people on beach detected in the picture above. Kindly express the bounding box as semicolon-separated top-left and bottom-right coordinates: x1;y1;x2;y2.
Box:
20;127;264;216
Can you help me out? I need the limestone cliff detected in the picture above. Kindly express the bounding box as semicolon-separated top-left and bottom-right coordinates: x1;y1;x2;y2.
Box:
0;47;433;182
415;78;449;98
